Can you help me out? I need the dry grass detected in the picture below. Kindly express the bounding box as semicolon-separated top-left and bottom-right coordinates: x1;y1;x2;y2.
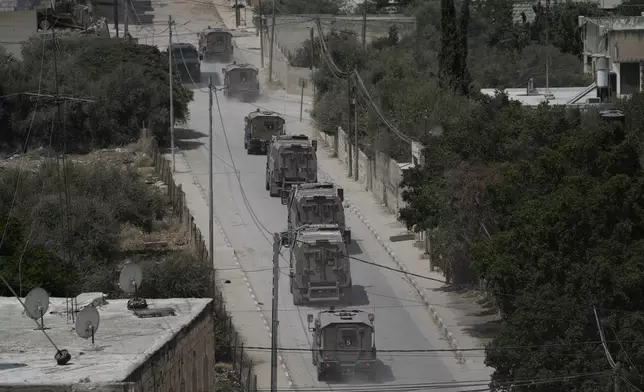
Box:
1;140;190;255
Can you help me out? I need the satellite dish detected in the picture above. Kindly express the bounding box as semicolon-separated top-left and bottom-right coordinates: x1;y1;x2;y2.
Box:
119;263;143;293
24;287;50;330
75;306;100;345
118;263;148;310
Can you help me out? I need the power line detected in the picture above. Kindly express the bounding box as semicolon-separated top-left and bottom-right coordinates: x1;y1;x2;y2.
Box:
0;30;48;254
218;340;643;354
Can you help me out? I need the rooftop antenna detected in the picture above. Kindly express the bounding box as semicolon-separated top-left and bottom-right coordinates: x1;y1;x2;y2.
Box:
75;305;101;347
119;263;148;310
0;275;71;365
25;287;50;331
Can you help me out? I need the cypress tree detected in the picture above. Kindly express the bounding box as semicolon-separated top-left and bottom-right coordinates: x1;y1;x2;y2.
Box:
457;0;471;94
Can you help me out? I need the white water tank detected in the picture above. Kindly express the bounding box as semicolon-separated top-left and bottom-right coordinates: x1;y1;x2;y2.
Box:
596;57;609;88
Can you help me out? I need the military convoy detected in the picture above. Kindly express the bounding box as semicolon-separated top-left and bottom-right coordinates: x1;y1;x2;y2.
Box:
265;134;317;197
222;62;260;102
198;26;234;62
282;182;351;244
244;109;285;155
307;308;377;381
282;224;352;305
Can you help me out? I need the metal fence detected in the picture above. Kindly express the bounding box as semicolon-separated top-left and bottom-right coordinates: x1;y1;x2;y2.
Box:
145;134;259;391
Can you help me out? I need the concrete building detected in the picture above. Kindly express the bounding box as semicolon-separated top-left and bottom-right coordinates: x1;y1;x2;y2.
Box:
0;293;214;392
480;85;600;107
580;16;644;97
513;0;625;23
0;0;42;59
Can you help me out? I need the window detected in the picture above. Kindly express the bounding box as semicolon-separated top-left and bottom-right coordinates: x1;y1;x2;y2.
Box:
265;121;275;131
240;71;248;82
339;329;357;348
215;35;224;44
173;48;198;59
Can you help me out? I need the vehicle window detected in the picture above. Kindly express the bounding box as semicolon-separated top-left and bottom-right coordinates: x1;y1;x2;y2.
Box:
173;48;198;59
265;121;275;131
240;71;248;82
215;36;224;44
339;329;357;348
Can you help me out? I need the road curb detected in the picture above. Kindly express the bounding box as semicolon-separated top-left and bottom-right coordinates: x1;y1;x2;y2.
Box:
319;171;466;365
178;149;296;388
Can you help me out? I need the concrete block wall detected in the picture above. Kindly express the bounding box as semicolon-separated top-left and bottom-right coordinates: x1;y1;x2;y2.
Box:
271;15;416;56
0;384;136;392
262;31;314;97
125;301;215;392
318;127;406;216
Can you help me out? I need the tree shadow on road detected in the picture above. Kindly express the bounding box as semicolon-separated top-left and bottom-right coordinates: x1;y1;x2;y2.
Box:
175;127;207;140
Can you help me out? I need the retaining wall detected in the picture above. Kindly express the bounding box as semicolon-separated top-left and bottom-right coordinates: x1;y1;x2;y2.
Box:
316;126;406;216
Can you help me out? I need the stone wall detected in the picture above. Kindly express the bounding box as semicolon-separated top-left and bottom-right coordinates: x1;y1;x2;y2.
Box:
125;300;215;392
317;127;407;216
0;384;136;392
263;31;314;97
271;15;416;56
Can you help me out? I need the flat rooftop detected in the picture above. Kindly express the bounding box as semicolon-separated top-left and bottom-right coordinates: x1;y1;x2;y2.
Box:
0;293;211;384
480;85;598;106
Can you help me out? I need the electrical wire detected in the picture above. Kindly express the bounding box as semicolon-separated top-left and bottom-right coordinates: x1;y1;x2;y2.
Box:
0;29;47;254
226;370;614;392
220;341;635;354
18;116;55;297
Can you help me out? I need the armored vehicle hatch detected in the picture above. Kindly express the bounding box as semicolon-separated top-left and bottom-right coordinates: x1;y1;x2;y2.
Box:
198;26;233;62
222;61;260;102
307;308;376;381
170;43;202;83
244;108;285;155
265;134;318;197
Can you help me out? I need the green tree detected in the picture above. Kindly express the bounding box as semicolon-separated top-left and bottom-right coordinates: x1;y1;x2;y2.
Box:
1;36;193;152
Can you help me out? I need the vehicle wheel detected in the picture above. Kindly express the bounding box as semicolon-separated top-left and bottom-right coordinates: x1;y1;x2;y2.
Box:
293;289;303;306
265;179;269;191
269;182;279;197
247;147;252;155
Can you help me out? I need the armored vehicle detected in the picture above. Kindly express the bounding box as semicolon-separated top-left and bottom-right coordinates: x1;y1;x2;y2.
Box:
170;43;202;83
198;26;233;62
222;62;260;102
244;109;285;154
265;134;317;197
282;182;351;244
281;224;352;305
307;308;376;381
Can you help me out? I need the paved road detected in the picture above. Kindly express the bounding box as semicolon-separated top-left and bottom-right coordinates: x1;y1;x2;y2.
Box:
127;1;473;390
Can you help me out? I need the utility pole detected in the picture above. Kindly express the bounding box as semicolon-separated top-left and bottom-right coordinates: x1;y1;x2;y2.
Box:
114;0;119;38
362;0;367;50
353;82;358;180
168;15;176;172
235;0;240;27
124;6;129;38
347;77;353;177
615;362;622;392
268;0;276;83
259;0;264;68
270;232;280;392
208;77;215;291
299;79;305;122
309;27;315;69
